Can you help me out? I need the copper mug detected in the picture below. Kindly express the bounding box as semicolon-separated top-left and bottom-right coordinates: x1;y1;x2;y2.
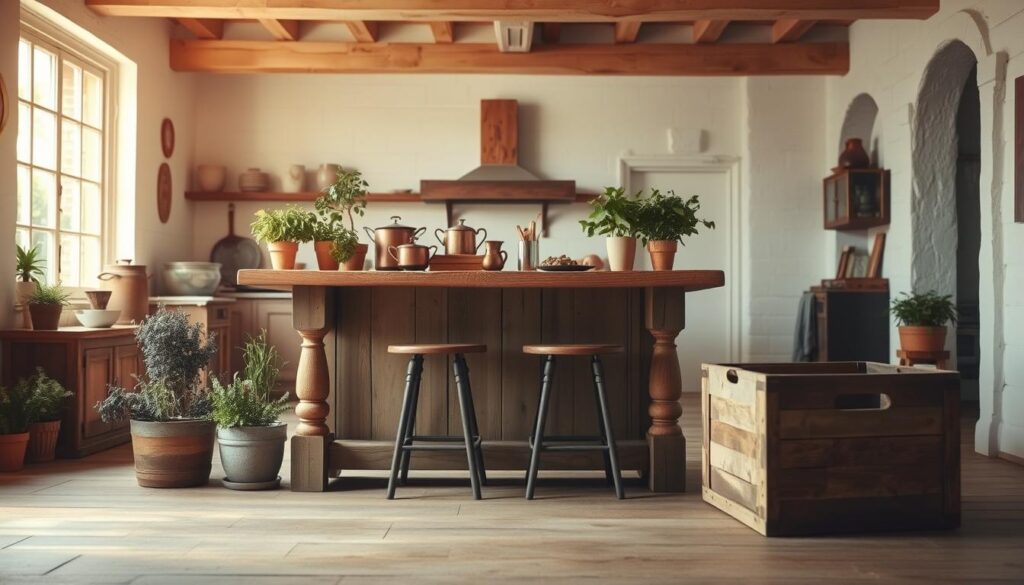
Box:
388;243;437;271
481;241;508;271
435;219;487;255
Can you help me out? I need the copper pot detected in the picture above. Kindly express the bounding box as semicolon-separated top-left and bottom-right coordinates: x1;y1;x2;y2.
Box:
388;242;437;271
434;219;487;256
364;216;425;271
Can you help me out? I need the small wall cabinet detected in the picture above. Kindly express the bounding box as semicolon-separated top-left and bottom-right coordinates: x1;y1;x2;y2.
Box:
823;168;891;230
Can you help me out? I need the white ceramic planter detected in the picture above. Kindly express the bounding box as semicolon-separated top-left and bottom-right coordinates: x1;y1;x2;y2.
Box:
217;423;287;490
606;236;637;272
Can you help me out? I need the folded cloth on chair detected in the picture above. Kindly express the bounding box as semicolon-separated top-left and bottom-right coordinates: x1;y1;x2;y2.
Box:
792;292;817;362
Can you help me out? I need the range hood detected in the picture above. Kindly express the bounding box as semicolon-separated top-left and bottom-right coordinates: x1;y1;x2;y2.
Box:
420;99;576;201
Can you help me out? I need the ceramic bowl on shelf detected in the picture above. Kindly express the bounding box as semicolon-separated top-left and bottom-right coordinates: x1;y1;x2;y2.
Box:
162;262;223;296
238;168;270;192
196;165;227;193
75;309;121;329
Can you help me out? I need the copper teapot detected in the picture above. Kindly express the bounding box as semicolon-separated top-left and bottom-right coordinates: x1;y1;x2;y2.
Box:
434;219;487;255
388;242;437;271
364;216;426;270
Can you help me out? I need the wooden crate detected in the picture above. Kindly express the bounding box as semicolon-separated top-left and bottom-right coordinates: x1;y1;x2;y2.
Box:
701;361;960;536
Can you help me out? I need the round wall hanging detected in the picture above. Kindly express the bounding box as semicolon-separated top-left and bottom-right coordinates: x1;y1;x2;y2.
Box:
157;163;172;223
0;74;9;136
161;118;175;158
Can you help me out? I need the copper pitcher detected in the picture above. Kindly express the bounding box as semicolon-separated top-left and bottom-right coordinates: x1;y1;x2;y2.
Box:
481;241;508;271
434;219;487;255
388;242;437;271
364;216;426;270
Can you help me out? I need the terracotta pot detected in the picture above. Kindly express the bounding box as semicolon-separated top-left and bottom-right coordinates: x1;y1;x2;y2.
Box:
267;241;299;270
314;241;339;271
130;419;215;488
340;243;369;271
0;432;30;472
98;261;149;325
606;236;637;272
15;281;36;328
647;240;678;271
26;420;61;463
28;304;63;331
898;326;948;353
838;138;870;169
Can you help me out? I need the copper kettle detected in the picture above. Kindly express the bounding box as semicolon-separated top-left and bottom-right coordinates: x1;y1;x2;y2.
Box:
388;242;437;271
434;219;487;255
364;216;426;271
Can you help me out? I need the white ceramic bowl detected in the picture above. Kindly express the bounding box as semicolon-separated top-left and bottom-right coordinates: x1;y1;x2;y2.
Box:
75;309;121;328
162;262;222;296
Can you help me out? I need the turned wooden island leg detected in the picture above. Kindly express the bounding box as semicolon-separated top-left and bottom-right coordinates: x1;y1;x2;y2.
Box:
291;286;332;492
645;287;686;492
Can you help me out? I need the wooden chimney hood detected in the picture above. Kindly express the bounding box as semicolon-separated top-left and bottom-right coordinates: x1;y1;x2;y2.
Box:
420;99;576;202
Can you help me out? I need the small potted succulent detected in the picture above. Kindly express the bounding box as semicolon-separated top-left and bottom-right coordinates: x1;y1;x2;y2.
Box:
23;368;72;463
890;291;957;353
27;283;71;331
15;244;45;328
580;186;642;271
95;308;218;488
250;206;316;270
210;331;290;490
0;380;33;471
635;190;715;271
316;168;369;271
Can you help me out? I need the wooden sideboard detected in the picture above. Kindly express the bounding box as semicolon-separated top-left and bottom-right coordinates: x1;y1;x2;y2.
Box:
0;327;141;457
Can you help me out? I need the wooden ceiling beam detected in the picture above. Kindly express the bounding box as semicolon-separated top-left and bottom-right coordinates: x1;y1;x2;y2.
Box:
429;22;454;43
87;0;940;22
258;19;300;41
614;22;641;44
176;17;223;40
693;20;729;43
772;19;817;42
345;21;379;42
169;40;849;76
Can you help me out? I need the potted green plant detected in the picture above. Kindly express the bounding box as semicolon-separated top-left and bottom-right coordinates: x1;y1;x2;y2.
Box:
210;332;290;490
15;244;45;328
22;368;72;463
316;168;370;271
95;308;218;488
579;186;642;271
0;380;33;472
27;283;71;331
250;206;316;270
890;291;957;353
635;190;715;271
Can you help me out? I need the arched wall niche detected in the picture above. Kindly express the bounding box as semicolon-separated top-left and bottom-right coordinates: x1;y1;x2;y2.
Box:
838;93;880;165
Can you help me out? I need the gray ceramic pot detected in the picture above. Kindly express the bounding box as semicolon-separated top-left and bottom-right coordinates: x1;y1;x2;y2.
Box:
217;422;287;489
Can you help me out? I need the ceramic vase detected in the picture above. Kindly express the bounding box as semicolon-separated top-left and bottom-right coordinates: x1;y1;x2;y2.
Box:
838;138;870;169
317;164;341;191
284;164;306;193
15;281;36;329
238;168;270;192
606;236;637;272
196;165;226;193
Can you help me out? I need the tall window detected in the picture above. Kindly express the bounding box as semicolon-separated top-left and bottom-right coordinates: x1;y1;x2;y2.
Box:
16;32;106;289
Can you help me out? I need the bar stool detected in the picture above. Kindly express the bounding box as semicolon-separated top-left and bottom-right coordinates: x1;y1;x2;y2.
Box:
386;343;487;500
523;344;625;500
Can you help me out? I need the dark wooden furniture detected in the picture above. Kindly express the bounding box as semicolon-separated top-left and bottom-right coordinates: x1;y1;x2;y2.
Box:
897;349;950;370
0;327;141;458
524;343;625;500
386;343;487;500
236;269;725;493
811;284;890;362
823;168;891;230
702;361;960;536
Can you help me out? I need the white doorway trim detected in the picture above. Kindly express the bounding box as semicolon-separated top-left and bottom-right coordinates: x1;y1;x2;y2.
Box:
618;154;742;362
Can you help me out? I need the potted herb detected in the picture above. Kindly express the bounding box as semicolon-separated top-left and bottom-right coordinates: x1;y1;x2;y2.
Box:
250;206;316;270
635;190;715;271
0;380;33;472
316;168;370;271
890;291;957;353
22;369;72;463
15;244;45;328
95;309;218;488
579;186;642;271
210;332;290;490
27;283;71;331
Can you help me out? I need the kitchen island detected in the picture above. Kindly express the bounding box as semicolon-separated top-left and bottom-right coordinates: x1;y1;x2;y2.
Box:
236;269;725;493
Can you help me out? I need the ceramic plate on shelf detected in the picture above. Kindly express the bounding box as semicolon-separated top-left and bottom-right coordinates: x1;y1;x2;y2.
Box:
536;265;595;272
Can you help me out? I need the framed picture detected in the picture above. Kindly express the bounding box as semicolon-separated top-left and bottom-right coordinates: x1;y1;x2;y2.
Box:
1016;75;1023;222
867;232;886;278
836;245;854;279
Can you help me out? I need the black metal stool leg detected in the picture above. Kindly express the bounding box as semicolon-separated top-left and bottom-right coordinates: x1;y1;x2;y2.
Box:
591;366;614;486
526;355;556;500
453;354;483;500
398;364;422;485
460;357;487;486
387;354;423;499
592;355;624;499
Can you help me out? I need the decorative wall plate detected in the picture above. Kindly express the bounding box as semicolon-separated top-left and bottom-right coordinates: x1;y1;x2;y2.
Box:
157;163;172;223
161;118;175;158
0;74;9;136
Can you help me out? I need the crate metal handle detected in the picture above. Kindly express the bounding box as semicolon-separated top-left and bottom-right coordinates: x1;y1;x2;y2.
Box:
834;393;892;411
726;369;739;384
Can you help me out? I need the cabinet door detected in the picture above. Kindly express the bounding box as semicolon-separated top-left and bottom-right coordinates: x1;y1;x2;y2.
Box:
82;347;114;438
255;299;300;387
228;300;255;376
209;323;232;378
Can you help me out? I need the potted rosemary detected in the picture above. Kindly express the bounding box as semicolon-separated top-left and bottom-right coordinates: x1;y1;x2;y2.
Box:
23;368;72;463
635;190;715;271
210;332;290;490
15;244;45;328
27;283;71;331
250;206;316;270
95;308;219;488
890;291;957;353
316;168;369;271
579;187;642;271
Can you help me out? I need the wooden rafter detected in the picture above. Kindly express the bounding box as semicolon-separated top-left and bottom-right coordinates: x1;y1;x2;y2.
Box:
86;0;939;22
346;21;379;42
258;19;300;41
542;23;561;44
429;22;454;43
772;19;817;43
169;40;849;76
177;17;222;39
693;20;729;43
614;22;641;44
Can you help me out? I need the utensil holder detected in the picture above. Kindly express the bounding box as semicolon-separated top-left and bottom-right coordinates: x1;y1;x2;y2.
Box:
518;241;539;271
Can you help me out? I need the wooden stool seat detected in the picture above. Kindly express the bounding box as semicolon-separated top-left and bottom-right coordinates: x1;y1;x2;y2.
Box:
388;343;487;355
897;349;951;369
522;344;624;356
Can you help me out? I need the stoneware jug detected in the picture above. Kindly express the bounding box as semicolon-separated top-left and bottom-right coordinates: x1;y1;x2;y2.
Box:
482;241;508;271
317;164;340;191
284;164;305;193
